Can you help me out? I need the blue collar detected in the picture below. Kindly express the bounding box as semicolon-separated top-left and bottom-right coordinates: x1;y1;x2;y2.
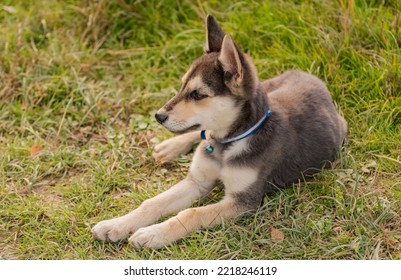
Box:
200;110;271;150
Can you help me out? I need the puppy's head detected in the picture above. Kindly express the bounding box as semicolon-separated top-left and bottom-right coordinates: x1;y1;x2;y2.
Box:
155;15;259;135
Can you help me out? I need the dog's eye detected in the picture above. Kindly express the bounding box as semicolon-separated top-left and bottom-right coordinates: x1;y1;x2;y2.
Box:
189;90;207;101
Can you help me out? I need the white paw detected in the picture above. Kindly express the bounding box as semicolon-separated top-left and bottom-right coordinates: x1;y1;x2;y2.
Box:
152;137;193;162
129;225;168;249
92;217;134;242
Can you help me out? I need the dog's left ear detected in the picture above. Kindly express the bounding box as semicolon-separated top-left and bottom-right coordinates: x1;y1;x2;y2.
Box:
205;15;225;53
219;35;243;88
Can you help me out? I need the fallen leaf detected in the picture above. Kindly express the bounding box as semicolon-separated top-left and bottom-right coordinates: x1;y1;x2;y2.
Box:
30;145;43;156
270;226;284;242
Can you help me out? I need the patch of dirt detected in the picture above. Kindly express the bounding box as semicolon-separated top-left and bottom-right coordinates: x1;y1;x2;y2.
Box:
32;182;65;205
0;226;19;260
10;169;85;208
69;126;108;145
0;243;18;260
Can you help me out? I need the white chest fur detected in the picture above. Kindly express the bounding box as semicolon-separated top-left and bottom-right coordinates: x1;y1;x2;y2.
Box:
220;139;258;194
221;139;249;161
220;165;259;195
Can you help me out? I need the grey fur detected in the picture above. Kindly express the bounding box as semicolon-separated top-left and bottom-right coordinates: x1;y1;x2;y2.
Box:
159;16;347;210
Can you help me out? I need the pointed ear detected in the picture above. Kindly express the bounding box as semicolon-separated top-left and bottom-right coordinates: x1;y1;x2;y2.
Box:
219;35;243;86
205;15;225;53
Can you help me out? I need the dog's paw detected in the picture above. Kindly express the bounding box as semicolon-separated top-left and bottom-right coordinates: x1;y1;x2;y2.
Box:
153;137;193;162
92;217;133;242
128;225;168;249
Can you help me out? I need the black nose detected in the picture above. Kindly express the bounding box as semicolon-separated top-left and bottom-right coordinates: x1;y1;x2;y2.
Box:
155;113;168;124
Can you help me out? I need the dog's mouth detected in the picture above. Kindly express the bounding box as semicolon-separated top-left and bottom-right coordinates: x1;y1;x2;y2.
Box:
166;124;201;134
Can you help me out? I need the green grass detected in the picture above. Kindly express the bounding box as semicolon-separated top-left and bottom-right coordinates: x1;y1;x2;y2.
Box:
1;0;400;260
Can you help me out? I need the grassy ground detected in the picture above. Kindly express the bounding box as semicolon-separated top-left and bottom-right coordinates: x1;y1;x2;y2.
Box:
0;0;400;260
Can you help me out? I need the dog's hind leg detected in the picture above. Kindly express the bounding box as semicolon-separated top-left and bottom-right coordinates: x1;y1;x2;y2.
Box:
152;131;200;162
92;145;219;243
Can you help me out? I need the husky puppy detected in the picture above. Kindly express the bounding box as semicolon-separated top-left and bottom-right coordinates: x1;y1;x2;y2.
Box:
92;15;347;248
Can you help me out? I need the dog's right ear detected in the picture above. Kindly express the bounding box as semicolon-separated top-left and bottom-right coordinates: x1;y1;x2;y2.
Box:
205;15;225;53
219;35;243;89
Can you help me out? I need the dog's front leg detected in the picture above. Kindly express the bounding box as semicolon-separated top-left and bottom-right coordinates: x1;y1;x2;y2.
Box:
153;131;200;162
92;146;220;242
129;195;245;248
129;166;262;248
